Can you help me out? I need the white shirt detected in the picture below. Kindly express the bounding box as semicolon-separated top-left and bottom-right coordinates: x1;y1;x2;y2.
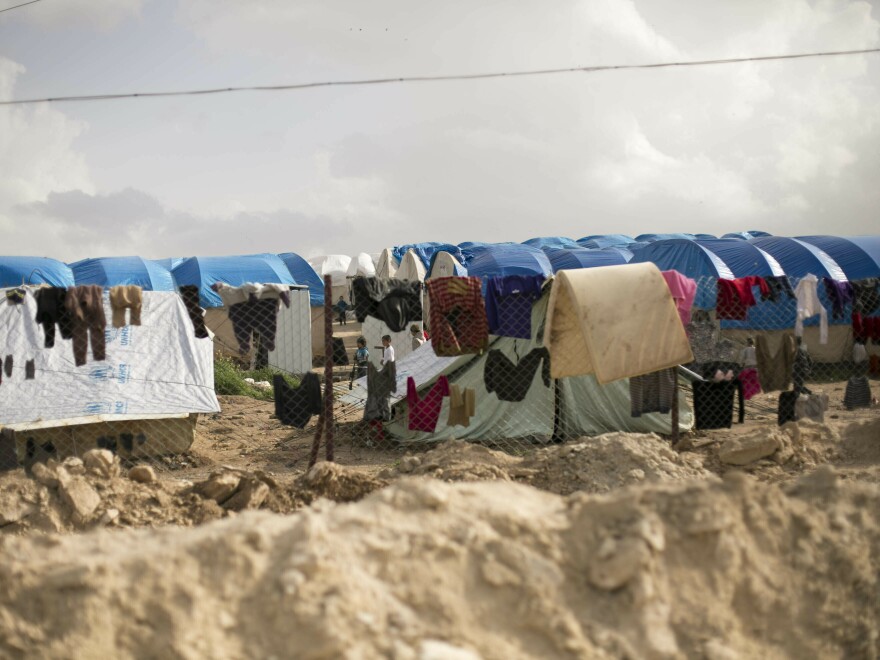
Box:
794;274;828;345
381;344;395;365
853;342;868;364
739;346;757;367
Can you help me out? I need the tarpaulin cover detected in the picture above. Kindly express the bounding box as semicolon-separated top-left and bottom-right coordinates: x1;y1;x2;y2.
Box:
70;257;176;291
392;243;466;269
749;237;847;281
635;233;697;242
522;236;580;250
340;293;693;442
545;263;694;382
0;289;219;425
694;239;785;277
152;257;185;271
545;247;631;273
629;239;734;308
0;256;74;288
172;254;296;308
722;231;772;240
278;252;325;307
465;244;553;281
796;236;880;280
576;234;635;249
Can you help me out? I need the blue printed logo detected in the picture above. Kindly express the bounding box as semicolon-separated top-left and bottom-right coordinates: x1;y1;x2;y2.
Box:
117;364;131;384
89;366;113;381
84;401;112;414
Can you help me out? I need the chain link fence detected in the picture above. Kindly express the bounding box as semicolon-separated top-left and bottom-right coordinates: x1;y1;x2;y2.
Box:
1;271;877;476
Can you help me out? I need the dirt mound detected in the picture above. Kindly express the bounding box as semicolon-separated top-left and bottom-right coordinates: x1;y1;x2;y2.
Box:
525;433;713;495
840;417;880;462
384;440;527;482
294;461;388;504
1;472;878;658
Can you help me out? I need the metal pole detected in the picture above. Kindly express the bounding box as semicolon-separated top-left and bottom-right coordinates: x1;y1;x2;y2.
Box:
324;275;335;462
671;367;680;445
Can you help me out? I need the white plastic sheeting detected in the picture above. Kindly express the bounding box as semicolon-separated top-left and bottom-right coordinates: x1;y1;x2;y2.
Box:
396;250;427;282
0;289;219;426
429;251;466;279
268;288;313;375
375;248;398;279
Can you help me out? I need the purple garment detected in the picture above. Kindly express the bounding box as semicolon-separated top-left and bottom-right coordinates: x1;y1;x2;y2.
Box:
823;278;853;320
484;275;545;339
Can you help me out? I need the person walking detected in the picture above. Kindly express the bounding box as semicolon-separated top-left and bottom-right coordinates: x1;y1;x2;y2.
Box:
349;336;370;389
334;296;349;326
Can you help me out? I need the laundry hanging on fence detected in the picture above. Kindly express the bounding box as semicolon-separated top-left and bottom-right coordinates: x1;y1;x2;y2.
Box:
178;285;209;339
794;274;828;344
273;372;322;428
447;384;476;427
844;376;872;410
484;274;545;339
484;346;550;402
661;270;697;327
212;282;292;308
109;285;143;328
545;264;693;382
822;278;853;320
407;375;450;432
755;333;796;392
738;367;761;401
778;390;799;425
364;360;397;422
693;379;744;430
763;276;796;302
64;285;107;366
715;276;771;320
34;287;73;348
227;298;281;354
629;368;676;417
425;276;488;356
852;278;880;315
852;313;880;343
351;277;422;332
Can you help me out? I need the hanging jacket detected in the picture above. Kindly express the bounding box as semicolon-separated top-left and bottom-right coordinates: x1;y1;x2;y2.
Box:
763;276;796;302
34;287;74;348
716;276;771;320
484;275;544;339
426;276;489;357
755;333;796;392
179;285;209;338
273;373;322;428
407;375;451;432
351;277;422;332
794;274;828;344
484;347;551;402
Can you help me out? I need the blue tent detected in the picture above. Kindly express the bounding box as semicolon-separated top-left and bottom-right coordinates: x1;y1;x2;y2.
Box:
748;237;846;280
576;234;635;249
457;241;498;262
796;236;880;280
70;257;176;291
722;231;773;240
545;247;631;273
630;239;734;308
172;254;296;308
635;233;697;242
0;256;74;288
392;242;466;269
152;257;186;271
522;236;580;250
694;239;785;278
465;244;553;281
278;252;324;307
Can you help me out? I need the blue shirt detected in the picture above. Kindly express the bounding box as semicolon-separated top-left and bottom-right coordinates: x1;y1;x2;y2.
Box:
485;275;545;339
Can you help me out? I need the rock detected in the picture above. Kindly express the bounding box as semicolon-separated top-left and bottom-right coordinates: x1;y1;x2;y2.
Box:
100;508;120;526
195;472;241;505
61;456;86;476
718;432;782;466
31;462;60;488
57;476;101;523
223;476;270;512
588;537;650;591
83;449;120;479
419;640;482;660
0;494;37;525
128;466;157;484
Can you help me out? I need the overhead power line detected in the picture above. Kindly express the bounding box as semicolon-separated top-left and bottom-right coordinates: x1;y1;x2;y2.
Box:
1;46;879;107
0;0;44;14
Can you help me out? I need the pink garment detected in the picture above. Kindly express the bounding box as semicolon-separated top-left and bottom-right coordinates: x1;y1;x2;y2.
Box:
661;270;697;326
739;367;761;401
407;376;451;432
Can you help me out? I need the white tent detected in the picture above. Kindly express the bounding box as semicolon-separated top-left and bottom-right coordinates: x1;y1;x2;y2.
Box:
428;251;466;279
396;249;427;282
309;254;352;303
375;248;399;279
342;291;693;443
346;252;377;278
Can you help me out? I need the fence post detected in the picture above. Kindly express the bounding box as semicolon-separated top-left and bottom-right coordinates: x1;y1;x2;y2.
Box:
671;367;680;445
308;275;335;468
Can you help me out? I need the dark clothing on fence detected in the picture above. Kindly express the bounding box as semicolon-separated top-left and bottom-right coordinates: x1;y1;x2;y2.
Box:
763;276;796;302
274;373;322;428
852;278;880;315
351;277;422;332
484;347;550;402
227;298;279;354
34;287;73;348
426;276;489;356
179;285;209;339
364;361;397;422
3;355;12;378
331;337;349;366
25;359;35;380
693;379;744;430
778;391;799;425
65;285;106;366
629;368;676;417
792;346;812;395
823;278;853;320
484;275;544;339
755;333;796;392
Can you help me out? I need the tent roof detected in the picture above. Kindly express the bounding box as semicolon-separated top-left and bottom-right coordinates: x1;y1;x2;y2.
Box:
428;250;467;278
635;233;697;242
375;248;399;279
392;242;465;269
0;256;74;287
70;256;175;291
172;254;296;308
630;239;733;308
308;254;352;283
347;252;377;278
694;239;785;277
395;249;427;282
576;234;635;249
796;236;880;280
152;257;185;271
277;252;324;307
522;236;580;250
465;244;553;280
749;237;847;280
545;247;631;272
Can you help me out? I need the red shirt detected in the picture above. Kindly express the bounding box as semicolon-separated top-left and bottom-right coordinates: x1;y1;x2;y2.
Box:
426;277;489;357
407;376;450;432
716;276;771;320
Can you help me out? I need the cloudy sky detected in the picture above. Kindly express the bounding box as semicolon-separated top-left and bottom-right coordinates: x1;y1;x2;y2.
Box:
0;0;878;262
